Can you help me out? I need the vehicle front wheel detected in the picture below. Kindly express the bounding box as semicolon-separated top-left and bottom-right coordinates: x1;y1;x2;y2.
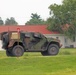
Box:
12;45;24;57
48;44;59;55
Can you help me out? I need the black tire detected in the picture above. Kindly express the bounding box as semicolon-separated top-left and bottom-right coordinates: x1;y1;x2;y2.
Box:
6;50;13;57
2;34;9;48
1;32;7;40
12;45;24;57
3;34;9;44
41;51;48;56
48;44;59;55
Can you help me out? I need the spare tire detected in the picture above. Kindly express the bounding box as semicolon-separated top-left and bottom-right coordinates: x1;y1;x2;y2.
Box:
2;34;9;48
1;32;7;40
3;34;9;44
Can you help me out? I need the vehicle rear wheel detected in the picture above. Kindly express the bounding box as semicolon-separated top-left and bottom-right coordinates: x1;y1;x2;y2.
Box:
12;45;24;57
6;50;13;56
41;51;48;56
48;44;59;55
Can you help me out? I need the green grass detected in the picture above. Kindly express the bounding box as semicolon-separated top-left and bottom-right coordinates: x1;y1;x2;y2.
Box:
0;48;76;75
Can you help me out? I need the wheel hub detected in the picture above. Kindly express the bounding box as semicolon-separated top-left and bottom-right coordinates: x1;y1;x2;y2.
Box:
15;47;22;56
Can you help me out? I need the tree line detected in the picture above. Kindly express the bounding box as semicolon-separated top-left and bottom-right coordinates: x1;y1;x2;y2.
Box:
0;17;18;25
0;14;46;25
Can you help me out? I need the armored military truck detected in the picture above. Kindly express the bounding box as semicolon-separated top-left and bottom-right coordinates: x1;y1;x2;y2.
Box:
0;31;62;57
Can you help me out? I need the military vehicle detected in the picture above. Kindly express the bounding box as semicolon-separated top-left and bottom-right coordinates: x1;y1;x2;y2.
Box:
0;31;62;57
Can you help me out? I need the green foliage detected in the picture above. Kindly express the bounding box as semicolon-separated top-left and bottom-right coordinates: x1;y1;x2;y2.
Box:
47;0;76;38
0;17;4;25
25;13;46;25
0;49;76;75
5;17;18;25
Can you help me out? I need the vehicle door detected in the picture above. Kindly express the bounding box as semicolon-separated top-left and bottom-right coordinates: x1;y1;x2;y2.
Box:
29;33;47;51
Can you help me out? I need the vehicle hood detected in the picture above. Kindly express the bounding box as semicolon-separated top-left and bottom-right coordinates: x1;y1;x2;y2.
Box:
47;38;60;43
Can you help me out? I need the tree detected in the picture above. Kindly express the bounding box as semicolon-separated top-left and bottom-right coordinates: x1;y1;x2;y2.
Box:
0;17;4;25
5;17;18;25
25;13;46;25
47;0;76;38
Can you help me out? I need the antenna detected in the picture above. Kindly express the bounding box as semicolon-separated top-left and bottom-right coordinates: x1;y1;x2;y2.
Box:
8;27;10;40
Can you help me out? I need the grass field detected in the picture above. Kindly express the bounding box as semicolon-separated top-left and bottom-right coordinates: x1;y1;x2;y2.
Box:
0;48;76;75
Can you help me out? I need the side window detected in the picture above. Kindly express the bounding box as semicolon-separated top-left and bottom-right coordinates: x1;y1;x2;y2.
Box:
34;33;41;39
25;33;30;38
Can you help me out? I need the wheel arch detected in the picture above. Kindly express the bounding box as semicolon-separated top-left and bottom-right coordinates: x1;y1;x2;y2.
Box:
47;41;60;49
13;41;24;48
